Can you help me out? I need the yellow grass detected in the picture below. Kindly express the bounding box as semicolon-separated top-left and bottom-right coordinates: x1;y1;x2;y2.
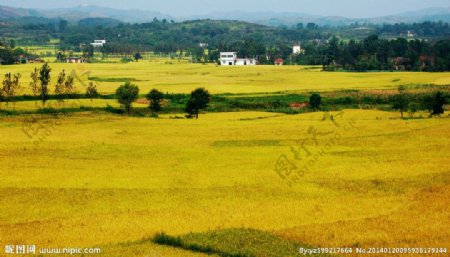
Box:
0;62;449;95
0;110;449;256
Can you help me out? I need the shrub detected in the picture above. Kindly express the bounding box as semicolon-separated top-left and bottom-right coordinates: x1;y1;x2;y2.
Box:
185;88;210;119
115;82;139;114
309;93;321;110
146;89;164;112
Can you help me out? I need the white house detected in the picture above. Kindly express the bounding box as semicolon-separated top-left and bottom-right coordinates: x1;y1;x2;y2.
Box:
66;57;85;63
293;45;302;54
219;52;257;66
90;40;106;47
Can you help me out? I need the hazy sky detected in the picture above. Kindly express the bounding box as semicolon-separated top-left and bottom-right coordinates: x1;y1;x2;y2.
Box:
1;0;449;18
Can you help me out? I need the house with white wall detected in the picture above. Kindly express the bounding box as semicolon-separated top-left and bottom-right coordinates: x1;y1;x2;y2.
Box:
219;52;257;66
90;40;106;47
293;45;302;55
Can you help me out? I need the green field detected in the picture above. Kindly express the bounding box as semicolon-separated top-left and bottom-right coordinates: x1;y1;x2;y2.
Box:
0;63;449;257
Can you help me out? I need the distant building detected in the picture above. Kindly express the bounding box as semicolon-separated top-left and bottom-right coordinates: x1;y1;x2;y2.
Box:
90;40;106;47
199;43;208;48
407;31;414;38
392;57;411;71
67;57;85;63
293;45;302;54
274;58;284;66
219;52;257;66
419;55;435;69
27;57;44;63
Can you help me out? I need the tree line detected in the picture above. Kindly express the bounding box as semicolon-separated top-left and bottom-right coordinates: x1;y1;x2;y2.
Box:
0;63;99;110
298;35;450;71
116;82;210;119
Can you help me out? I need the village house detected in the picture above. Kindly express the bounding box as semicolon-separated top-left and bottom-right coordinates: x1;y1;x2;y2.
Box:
293;44;302;54
66;57;85;63
90;40;106;47
392;57;412;71
219;52;257;66
274;58;284;66
27;57;44;63
419;55;435;70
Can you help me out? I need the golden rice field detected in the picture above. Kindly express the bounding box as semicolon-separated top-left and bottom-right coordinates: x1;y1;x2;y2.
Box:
0;61;450;95
0;108;449;256
1;61;449;256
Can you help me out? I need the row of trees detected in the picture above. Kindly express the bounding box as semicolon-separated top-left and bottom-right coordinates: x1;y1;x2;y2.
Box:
308;89;447;118
0;63;99;110
302;35;450;71
392;87;448;118
115;83;210;119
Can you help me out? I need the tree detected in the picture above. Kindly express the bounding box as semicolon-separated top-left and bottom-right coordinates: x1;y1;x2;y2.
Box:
86;82;99;101
146;89;164;112
0;86;3;110
64;74;75;101
59;19;68;32
2;73;21;110
39;63;51;107
116;82;139;114
55;70;66;106
185;88;210;119
83;44;94;61
134;52;142;62
307;23;318;30
29;68;40;107
424;91;447;116
309;93;322;111
392;94;409;119
9;39;15;49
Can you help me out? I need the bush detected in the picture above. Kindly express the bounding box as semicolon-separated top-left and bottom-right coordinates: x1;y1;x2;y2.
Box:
115;82;139;114
146;89;164;112
185;88;210;119
309;93;321;110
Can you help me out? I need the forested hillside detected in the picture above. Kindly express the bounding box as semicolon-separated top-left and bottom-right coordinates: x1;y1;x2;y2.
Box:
0;16;449;71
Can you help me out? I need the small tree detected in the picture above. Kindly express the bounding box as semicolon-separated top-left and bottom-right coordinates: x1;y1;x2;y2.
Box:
29;68;40;107
55;70;66;107
86;82;99;101
309;93;321;111
116;82;139;114
12;73;20;111
431;91;447;116
2;73;21;110
146;89;164;112
422;91;447;117
0;86;3;110
134;52;142;62
392;94;409;119
39;63;51;107
185;88;210;119
83;44;94;61
64;75;75;101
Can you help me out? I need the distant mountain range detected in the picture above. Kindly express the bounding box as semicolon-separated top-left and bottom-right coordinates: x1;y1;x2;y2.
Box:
1;4;449;26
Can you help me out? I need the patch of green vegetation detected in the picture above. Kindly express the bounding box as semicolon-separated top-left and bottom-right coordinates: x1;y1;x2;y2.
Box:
152;228;328;257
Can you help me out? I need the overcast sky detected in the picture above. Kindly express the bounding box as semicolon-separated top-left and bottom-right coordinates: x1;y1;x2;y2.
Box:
1;0;449;18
